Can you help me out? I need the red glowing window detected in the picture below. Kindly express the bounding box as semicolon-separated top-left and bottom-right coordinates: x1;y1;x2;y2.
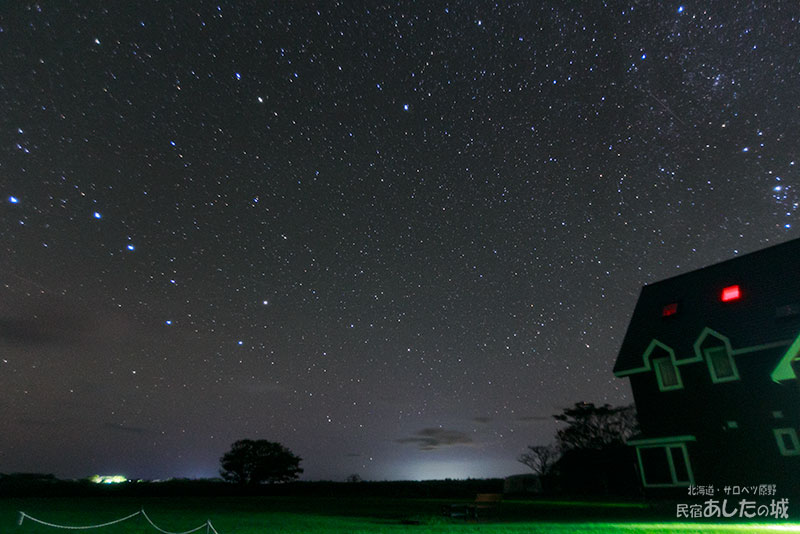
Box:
721;285;741;302
662;303;679;317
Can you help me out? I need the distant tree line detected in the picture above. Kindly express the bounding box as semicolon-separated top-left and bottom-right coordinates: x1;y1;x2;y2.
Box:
0;472;503;499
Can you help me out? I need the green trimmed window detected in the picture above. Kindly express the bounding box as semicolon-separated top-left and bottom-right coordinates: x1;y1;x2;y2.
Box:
653;357;682;391
773;428;800;456
637;444;693;487
705;346;739;383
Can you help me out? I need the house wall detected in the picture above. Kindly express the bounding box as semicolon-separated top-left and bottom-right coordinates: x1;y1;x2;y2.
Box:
630;344;799;491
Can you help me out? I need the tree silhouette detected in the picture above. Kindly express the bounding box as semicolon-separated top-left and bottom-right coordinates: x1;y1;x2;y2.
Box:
518;444;559;476
550;402;639;495
554;402;637;451
520;403;639;495
219;439;303;484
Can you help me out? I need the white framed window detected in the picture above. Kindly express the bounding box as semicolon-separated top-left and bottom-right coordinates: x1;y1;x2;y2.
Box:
773;428;800;456
705;346;739;383
654;356;682;391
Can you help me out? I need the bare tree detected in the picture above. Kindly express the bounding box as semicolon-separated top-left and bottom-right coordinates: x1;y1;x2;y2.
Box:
518;444;559;476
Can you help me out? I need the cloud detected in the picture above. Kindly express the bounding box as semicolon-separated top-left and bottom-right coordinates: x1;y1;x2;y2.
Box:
0;294;134;348
0;312;85;346
396;428;473;451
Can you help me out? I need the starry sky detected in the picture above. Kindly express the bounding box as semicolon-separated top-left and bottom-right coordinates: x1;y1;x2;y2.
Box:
1;1;799;482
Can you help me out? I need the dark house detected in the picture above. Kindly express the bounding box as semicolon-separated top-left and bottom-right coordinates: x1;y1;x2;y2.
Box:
613;238;800;493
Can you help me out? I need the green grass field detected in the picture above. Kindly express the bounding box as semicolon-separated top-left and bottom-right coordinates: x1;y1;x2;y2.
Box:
4;496;800;534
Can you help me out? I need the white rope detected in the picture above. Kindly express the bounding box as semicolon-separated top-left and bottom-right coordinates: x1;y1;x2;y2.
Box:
17;510;142;530
140;510;210;534
18;509;219;534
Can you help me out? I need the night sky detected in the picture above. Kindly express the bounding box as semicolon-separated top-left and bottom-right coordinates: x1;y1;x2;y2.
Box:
1;1;799;482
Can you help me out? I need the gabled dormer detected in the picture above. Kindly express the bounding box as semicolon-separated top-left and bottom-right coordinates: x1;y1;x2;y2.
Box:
694;328;739;384
615;340;683;391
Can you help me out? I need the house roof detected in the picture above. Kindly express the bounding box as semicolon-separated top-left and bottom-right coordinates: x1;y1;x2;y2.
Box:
613;238;800;380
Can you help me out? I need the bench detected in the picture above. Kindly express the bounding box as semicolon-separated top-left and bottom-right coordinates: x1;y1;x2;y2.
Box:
444;493;503;520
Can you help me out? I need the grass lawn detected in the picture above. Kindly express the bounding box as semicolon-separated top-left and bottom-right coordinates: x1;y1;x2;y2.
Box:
4;496;800;533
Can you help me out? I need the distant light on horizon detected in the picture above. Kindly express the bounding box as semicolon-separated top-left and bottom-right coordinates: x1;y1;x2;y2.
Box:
395;458;511;481
90;474;127;484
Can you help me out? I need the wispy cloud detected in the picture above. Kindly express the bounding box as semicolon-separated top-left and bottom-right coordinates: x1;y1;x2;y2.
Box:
396;428;473;451
0;313;84;346
0;295;136;348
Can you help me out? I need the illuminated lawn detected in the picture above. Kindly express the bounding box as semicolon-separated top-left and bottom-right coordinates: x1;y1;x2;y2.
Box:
4;497;800;533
